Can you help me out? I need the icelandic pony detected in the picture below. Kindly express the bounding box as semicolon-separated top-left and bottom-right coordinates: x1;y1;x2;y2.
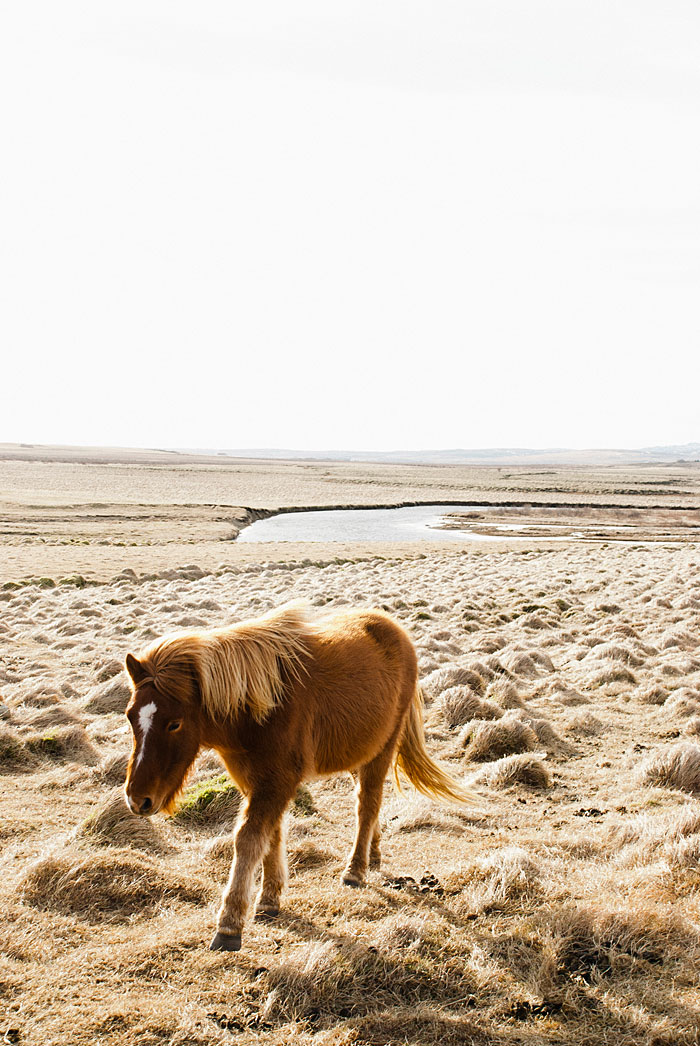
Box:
123;602;473;951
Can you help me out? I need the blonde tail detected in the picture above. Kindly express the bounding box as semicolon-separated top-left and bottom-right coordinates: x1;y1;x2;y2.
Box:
394;686;479;804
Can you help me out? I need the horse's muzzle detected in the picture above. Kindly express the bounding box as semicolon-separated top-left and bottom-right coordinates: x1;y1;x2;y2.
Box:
124;790;157;816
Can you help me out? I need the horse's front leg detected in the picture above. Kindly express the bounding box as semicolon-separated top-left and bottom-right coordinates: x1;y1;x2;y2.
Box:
210;791;288;951
255;820;288;920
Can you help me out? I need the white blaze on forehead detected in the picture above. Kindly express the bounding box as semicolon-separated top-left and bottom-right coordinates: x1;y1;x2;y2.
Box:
134;701;157;769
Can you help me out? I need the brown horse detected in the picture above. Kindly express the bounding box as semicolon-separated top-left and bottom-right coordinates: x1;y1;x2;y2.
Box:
123;602;473;951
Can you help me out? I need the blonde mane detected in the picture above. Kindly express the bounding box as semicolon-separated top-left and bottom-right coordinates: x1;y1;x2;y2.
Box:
137;601;313;722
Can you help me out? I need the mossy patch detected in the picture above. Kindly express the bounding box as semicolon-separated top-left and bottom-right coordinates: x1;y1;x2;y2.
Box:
293;784;316;816
173;774;242;825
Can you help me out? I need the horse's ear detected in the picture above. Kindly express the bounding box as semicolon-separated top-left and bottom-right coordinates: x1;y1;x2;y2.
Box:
125;653;149;685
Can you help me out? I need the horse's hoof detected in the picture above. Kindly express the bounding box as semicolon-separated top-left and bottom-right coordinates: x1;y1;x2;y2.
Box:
209;932;242;952
342;873;365;888
255;905;280;921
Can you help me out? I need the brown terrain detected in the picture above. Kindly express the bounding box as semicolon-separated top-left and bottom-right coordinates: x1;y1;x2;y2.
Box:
1;446;700;1045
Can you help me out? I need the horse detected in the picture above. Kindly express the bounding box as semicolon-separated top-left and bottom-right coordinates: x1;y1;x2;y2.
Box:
123;601;473;952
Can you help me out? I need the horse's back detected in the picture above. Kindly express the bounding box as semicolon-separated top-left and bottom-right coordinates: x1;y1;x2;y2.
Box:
304;608;417;775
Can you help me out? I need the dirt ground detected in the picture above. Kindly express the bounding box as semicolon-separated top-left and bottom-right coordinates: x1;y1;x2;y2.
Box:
1;450;700;1045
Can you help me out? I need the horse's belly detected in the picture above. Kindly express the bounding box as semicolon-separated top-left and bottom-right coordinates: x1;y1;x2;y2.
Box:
311;695;401;775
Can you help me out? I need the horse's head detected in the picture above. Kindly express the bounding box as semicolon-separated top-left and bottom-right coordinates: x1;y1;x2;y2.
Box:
123;651;202;815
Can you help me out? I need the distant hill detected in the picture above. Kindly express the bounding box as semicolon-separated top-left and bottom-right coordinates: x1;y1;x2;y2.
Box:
1;442;698;467
220;444;700;466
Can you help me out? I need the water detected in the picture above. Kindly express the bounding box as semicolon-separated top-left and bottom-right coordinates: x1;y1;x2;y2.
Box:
237;504;491;543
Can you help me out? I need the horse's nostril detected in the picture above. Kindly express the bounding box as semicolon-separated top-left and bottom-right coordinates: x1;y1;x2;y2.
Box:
140;796;153;814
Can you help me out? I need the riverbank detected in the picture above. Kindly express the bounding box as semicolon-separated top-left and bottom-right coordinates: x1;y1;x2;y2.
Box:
2;454;699;583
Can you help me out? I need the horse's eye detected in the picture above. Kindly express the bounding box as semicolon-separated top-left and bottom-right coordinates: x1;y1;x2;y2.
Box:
167;719;183;733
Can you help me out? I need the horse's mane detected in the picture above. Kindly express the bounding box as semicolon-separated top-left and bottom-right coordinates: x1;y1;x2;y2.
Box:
136;601;313;722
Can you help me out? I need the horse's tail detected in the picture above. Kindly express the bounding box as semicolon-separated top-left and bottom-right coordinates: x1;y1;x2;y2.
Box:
393;684;479;804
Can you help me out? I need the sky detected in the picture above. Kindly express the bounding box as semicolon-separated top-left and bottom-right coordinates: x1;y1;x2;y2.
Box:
1;2;698;452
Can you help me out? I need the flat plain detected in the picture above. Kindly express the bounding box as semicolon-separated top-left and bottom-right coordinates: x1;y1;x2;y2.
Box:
2;449;700;1045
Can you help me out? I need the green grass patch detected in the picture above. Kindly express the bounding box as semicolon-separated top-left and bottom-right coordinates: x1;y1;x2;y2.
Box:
293;785;316;817
173;774;242;825
58;575;89;588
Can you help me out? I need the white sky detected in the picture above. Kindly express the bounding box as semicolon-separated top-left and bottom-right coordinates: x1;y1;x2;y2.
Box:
1;2;698;452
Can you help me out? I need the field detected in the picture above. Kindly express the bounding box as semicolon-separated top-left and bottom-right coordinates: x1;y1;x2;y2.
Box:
2;450;700;1045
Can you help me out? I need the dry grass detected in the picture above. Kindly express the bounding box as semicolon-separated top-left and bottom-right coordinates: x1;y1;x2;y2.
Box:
438;686;502;729
469;752;552;789
665;688;700;717
95;751;131;784
683;716;700;737
460;713;537;762
561;711;603;735
384;796;480;835
484;678;525;709
0;722;33;770
3;462;700;1045
82;675;131;715
422;665;485;701
20;847;210;921
445;845;544;912
24;724;100;764
76;790;174;852
641;742;700;795
637;684;669;705
608;804;700;867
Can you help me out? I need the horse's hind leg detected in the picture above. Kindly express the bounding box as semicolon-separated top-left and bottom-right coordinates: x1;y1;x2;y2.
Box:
255;820;287;920
369;824;382;871
343;751;392;887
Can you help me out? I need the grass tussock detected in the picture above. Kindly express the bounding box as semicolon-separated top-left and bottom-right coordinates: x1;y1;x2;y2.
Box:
585;643;644;667
82;676;131;715
446;845;543;911
343;1008;486;1046
484;678;525;710
24;724;99;764
545;904;700;979
20;847;210;921
461;712;537;762
585;662;638;688
561;711;603;735
683;716;700;737
95;751;130;785
260;929;477;1025
25;706;81;730
289;839;339;871
545;682;590;706
641;743;700;795
0;723;33;770
665;688;700;717
470;752;551;789
512;709;561;745
203;833;236;874
637;684;669;705
607;804;700;864
76;790;173;852
421;665;485;701
438;686;502;729
172;773;242;825
501;650;553;679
